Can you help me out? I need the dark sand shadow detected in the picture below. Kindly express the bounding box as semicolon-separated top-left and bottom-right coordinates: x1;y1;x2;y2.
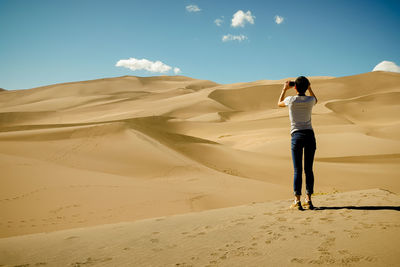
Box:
315;206;400;211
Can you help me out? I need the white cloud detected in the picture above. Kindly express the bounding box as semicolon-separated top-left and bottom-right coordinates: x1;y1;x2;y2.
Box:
173;67;181;74
275;15;284;24
116;58;181;74
186;4;201;12
222;34;248;42
231;10;255;28
372;60;400;73
214;17;224;26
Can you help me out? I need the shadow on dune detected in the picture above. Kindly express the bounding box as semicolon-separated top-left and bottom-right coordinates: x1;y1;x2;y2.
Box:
315;206;400;211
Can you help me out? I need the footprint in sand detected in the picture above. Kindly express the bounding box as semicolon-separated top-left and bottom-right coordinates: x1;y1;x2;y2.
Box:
340;254;377;264
300;229;318;236
291;257;307;264
344;229;360;238
317;237;336;254
272;233;282;240
187;234;197;238
308;255;336;265
338;249;350;255
175;262;192;267
219;254;227;260
187;231;207;238
65;236;79;240
350;232;360;238
230;245;262;257
265;230;273;235
359;222;374;229
362;256;378;262
231;218;246;223
279;225;287;231
71;257;112;266
345;215;352;220
339;255;362;264
320;251;331;256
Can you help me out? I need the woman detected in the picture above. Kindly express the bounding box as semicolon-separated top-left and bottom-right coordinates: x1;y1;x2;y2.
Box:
277;76;317;210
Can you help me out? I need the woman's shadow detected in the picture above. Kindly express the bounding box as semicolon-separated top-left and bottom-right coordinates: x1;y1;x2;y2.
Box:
315;206;400;211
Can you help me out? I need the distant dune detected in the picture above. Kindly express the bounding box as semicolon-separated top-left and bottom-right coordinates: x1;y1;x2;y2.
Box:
0;72;399;266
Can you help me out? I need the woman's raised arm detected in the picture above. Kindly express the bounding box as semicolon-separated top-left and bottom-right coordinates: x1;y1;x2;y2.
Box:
308;86;317;104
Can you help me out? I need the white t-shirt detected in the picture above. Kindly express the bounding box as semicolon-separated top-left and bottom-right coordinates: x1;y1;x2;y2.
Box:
283;95;316;134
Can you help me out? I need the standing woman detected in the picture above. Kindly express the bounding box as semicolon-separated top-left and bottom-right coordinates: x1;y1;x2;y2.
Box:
277;76;317;210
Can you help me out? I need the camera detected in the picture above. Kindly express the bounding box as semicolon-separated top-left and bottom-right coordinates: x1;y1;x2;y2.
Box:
289;81;295;87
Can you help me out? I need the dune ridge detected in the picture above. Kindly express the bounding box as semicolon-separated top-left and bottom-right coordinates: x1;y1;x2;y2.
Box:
1;72;400;243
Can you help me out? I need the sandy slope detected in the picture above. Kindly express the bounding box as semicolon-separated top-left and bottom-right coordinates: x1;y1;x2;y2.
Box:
0;189;399;266
0;71;400;253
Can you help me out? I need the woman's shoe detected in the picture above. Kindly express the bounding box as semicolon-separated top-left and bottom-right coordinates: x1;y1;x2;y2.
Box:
303;200;314;210
290;201;304;210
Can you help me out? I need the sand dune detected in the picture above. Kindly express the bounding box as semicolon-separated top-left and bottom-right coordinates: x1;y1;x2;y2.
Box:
1;189;399;266
326;91;400;125
1;72;400;265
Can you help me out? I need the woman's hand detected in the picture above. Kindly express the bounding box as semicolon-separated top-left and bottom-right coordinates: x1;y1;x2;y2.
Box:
282;81;291;91
278;81;291;107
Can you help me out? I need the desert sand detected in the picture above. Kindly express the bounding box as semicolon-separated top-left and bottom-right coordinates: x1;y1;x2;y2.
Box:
1;189;399;266
0;71;399;266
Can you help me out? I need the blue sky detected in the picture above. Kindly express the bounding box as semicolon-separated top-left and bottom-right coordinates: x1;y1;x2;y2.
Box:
0;0;399;89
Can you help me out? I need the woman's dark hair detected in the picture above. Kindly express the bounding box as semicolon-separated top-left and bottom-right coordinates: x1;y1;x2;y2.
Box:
295;76;310;95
